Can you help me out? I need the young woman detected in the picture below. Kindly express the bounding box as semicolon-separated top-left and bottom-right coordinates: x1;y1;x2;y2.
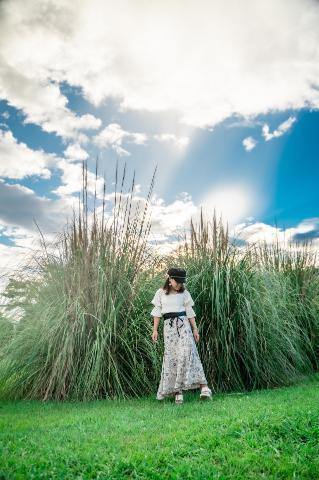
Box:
151;267;212;404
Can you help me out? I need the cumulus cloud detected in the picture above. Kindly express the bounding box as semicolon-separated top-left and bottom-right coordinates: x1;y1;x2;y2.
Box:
150;193;197;232
0;179;74;232
64;143;89;161
0;0;318;131
242;136;257;151
93;123;147;156
147;192;198;254
0;129;57;179
232;217;319;255
153;133;190;149
291;217;319;243
52;159;105;198
0;56;102;140
1;110;10;120
262;116;297;141
0;240;40;297
227;118;263;129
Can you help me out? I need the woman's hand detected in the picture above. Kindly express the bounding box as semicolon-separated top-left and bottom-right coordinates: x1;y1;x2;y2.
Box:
193;328;200;343
152;330;158;343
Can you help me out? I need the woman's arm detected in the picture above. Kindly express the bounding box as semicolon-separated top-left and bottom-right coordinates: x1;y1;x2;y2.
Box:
152;316;161;342
189;317;198;332
189;317;200;343
153;316;161;332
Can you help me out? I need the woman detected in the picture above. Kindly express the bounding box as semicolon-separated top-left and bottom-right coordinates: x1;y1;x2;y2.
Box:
151;267;212;404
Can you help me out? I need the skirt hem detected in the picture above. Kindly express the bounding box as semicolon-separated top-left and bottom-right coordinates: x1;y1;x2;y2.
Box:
156;381;207;400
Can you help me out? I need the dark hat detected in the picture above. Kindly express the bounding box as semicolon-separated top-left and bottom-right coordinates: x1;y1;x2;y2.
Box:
167;267;187;283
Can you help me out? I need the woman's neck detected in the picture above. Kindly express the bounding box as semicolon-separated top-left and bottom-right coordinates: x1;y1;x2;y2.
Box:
169;287;182;294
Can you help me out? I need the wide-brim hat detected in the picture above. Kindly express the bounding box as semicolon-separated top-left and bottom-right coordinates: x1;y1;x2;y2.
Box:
167;267;187;283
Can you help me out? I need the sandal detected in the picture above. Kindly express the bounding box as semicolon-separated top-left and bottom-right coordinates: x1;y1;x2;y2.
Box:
200;386;212;400
175;393;183;404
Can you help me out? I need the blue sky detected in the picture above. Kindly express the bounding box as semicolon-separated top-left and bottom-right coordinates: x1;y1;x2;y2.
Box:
1;0;319;283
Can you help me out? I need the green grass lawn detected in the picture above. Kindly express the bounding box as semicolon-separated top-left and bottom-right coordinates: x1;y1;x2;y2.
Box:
1;374;319;479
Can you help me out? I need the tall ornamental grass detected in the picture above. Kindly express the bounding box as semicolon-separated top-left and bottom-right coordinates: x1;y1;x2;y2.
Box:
0;159;160;401
169;209;319;392
251;239;319;371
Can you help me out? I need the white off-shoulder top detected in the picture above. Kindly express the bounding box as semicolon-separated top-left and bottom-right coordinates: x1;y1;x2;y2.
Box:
150;288;196;318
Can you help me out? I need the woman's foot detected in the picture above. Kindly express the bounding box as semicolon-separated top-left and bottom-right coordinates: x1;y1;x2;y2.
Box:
200;385;212;400
175;392;183;404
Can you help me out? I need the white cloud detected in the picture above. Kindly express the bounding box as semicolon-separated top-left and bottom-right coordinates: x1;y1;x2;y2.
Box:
0;223;63;302
0;56;102;140
52;159;105;198
153;133;190;149
93;123;147;156
147;192;198;254
0;179;75;232
0;240;36;281
128;132;148;145
0;129;56;179
64;143;89;161
1;110;10;119
233;221;280;244
262;116;297;141
114;145;131;157
0;0;318;132
231;217;319;257
227;118;263;129
242;136;257;151
148;192;196;233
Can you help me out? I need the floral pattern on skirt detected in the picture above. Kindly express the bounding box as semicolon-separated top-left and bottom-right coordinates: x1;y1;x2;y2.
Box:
156;314;208;400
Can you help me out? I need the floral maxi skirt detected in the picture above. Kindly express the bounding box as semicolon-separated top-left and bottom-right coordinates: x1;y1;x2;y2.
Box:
156;314;208;400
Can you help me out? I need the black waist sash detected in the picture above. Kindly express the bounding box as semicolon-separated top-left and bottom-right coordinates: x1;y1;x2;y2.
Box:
163;311;187;337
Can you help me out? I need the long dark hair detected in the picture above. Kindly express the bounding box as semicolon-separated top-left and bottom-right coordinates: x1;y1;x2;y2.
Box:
162;276;186;295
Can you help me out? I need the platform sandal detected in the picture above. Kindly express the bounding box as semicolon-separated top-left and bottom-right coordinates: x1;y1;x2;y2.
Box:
175;392;183;404
200;385;212;400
